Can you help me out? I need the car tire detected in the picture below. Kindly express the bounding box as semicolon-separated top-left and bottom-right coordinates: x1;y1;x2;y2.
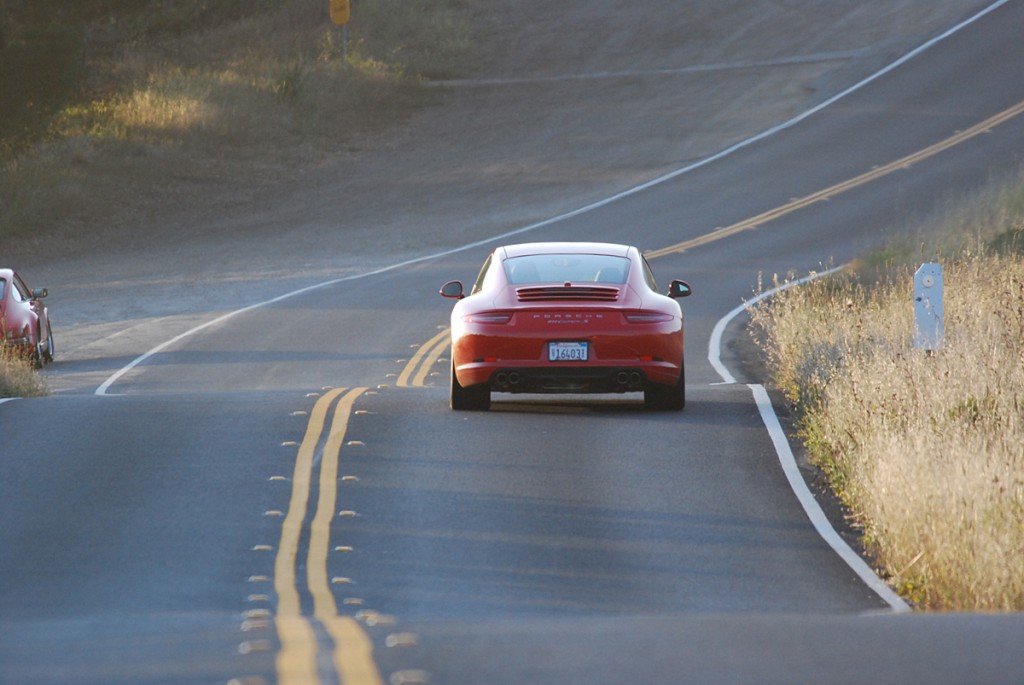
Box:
450;362;490;411
32;326;46;369
42;324;54;363
644;361;685;411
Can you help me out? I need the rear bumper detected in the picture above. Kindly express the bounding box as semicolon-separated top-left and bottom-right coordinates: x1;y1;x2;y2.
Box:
456;360;681;394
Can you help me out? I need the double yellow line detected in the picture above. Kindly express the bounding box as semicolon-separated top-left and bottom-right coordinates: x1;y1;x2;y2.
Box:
274;386;382;685
645;98;1024;259
396;328;450;388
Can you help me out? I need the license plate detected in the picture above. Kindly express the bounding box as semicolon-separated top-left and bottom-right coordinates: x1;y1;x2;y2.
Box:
548;341;589;361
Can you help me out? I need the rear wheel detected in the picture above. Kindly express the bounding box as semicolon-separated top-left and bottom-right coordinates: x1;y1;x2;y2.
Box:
450;362;490;411
31;325;46;368
42;324;54;363
644;361;685;411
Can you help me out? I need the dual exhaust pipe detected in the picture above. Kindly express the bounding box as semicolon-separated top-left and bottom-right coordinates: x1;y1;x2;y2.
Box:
615;370;643;388
494;371;523;388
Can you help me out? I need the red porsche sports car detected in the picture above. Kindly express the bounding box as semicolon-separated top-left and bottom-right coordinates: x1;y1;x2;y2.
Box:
440;242;691;411
0;268;54;367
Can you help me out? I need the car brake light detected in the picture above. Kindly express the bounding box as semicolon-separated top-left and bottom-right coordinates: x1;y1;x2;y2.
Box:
463;312;513;324
624;312;673;323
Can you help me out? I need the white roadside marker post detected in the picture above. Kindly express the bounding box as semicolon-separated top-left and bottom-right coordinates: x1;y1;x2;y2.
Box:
913;262;944;352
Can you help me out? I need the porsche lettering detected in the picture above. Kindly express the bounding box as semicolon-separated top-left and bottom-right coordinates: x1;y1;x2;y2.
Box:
532;313;605;320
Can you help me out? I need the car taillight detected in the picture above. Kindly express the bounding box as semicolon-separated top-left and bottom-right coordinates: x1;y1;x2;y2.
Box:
624;312;673;323
463;312;513;324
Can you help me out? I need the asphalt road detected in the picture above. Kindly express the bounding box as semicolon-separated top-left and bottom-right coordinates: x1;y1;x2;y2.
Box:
3;2;1024;684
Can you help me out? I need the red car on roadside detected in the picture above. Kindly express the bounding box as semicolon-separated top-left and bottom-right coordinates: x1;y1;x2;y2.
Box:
0;268;54;367
440;242;691;411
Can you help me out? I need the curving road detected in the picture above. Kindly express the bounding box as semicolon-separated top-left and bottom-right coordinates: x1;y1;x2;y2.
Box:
3;2;1024;684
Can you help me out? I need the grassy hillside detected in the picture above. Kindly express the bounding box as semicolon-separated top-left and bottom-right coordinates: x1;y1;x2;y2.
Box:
1;0;299;155
0;0;475;243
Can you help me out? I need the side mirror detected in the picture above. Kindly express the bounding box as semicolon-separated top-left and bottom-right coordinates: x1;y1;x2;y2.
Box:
440;280;464;299
668;280;692;299
31;287;48;299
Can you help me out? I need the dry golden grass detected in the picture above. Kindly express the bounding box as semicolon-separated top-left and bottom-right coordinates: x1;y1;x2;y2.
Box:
0;346;49;398
752;242;1024;610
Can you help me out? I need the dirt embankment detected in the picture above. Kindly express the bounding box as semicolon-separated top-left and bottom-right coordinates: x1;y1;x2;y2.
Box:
21;1;987;367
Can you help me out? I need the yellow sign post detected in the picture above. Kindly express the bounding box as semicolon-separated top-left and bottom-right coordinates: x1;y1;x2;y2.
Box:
329;0;350;26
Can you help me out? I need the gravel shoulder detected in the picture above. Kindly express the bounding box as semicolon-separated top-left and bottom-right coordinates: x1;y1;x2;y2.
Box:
20;0;987;390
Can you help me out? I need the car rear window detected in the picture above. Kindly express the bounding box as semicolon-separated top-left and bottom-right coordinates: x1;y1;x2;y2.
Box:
504;254;629;285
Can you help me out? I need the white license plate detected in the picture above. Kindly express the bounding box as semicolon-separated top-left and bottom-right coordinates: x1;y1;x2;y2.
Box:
548;341;589;361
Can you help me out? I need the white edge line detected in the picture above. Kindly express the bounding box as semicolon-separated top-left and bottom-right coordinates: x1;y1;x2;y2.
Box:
0;398;17;406
709;265;910;612
95;0;1008;396
708;266;847;384
749;383;910;612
